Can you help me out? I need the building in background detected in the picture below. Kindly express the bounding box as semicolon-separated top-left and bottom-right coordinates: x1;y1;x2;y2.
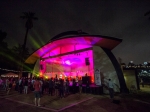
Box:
122;61;150;91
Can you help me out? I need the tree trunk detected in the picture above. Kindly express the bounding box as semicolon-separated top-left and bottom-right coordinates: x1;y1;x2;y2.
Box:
19;28;29;78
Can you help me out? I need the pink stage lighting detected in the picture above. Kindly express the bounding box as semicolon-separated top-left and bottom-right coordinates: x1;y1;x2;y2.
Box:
65;60;71;65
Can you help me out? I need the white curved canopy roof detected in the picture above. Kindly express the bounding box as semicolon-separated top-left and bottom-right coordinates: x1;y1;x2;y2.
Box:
26;35;122;64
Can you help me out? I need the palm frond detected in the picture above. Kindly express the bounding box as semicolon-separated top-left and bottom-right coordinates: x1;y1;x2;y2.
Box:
33;17;38;20
144;10;150;16
20;12;38;20
23;12;28;15
20;16;26;19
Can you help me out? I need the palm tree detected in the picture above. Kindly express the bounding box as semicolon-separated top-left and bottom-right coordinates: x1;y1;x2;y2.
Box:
20;12;38;55
20;12;38;77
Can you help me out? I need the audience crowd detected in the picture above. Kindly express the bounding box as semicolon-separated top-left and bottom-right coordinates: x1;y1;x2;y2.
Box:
0;76;83;98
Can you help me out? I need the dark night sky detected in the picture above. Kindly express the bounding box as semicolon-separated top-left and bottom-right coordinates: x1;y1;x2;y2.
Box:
0;0;150;64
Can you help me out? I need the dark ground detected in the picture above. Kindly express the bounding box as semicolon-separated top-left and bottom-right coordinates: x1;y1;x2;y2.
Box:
0;86;150;112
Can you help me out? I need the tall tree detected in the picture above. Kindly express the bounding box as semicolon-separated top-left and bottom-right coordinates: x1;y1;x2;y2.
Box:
20;12;38;77
20;12;38;56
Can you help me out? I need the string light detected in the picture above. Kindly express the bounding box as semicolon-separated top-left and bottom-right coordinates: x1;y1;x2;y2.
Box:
0;67;31;73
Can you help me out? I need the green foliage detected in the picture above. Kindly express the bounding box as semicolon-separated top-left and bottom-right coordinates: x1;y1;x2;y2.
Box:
0;30;31;72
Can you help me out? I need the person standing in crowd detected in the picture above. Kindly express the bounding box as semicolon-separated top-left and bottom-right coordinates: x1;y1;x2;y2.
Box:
58;79;64;98
75;76;78;84
24;78;28;94
18;78;22;93
33;78;41;107
78;77;82;94
41;79;44;95
39;78;43;96
72;78;76;94
141;78;144;87
65;79;70;96
5;78;9;91
63;78;67;97
0;77;3;89
31;78;35;91
45;79;49;94
108;79;114;100
15;79;19;91
49;78;54;96
19;79;23;94
86;80;90;94
69;78;73;93
2;78;6;90
54;78;59;96
7;79;12;95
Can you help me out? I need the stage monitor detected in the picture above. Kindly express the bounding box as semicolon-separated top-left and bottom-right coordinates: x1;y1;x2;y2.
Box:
82;76;91;84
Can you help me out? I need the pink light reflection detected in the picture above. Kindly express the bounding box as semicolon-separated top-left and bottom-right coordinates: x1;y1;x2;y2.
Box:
43;49;94;82
65;60;71;65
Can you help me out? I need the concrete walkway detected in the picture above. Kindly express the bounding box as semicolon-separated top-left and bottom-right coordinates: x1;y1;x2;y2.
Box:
140;85;150;92
5;93;95;112
0;87;150;112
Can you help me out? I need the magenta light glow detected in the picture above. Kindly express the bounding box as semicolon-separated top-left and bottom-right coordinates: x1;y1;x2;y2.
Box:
37;37;104;82
29;36;102;60
41;48;94;82
65;60;71;65
29;35;122;83
26;35;122;64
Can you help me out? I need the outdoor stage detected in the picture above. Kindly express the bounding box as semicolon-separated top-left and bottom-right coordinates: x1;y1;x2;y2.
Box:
40;47;95;83
28;31;124;94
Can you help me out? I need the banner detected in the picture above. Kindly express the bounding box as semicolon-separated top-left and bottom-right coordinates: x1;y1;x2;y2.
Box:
95;69;101;85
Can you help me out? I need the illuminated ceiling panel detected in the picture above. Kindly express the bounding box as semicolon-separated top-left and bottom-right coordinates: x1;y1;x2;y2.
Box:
26;35;122;64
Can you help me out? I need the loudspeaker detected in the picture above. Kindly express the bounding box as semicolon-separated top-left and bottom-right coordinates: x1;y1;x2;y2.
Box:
82;76;91;84
85;57;90;65
40;65;43;70
113;100;120;104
